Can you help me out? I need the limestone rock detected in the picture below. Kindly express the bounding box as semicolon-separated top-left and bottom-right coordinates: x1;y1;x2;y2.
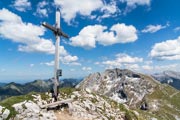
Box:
0;107;10;120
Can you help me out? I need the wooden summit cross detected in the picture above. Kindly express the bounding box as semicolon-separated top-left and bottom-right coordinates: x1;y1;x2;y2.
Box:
42;8;69;101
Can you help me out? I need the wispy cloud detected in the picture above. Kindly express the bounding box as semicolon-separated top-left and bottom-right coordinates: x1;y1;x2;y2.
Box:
141;64;180;73
82;67;92;71
142;23;169;33
12;0;31;12
120;0;151;14
41;54;81;67
101;53;143;69
174;27;180;32
40;61;54;66
30;64;34;67
34;1;49;17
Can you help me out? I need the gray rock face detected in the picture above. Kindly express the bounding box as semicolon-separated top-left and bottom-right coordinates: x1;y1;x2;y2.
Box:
67;90;125;120
12;95;57;120
76;68;157;108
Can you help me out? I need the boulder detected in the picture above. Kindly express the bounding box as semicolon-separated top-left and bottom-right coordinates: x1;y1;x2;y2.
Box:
2;109;10;119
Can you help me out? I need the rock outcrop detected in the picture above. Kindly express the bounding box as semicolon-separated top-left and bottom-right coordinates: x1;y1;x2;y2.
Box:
68;90;125;120
0;106;10;120
0;90;126;120
76;68;158;108
13;99;56;120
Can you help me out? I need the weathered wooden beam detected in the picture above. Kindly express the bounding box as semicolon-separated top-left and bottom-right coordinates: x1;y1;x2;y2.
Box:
40;99;73;109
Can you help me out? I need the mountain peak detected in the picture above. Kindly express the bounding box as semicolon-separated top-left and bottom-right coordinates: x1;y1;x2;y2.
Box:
76;68;157;108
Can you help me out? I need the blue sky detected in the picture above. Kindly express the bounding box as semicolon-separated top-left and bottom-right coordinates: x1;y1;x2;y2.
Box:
0;0;180;83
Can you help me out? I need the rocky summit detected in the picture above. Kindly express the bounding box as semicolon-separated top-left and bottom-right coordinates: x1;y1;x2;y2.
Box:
76;69;158;108
76;68;180;119
0;89;127;120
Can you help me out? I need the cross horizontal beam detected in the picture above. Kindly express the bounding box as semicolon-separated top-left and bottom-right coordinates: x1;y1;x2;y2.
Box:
42;22;69;38
40;99;73;109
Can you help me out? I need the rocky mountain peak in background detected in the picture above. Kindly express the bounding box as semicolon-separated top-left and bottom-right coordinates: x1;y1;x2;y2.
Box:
152;70;180;90
76;68;158;108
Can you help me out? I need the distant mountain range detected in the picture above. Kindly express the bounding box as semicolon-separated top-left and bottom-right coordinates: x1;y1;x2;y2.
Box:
152;70;180;90
1;70;180;102
0;82;6;87
0;78;81;101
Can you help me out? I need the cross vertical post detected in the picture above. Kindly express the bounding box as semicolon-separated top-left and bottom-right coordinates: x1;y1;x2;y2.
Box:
53;8;60;101
42;8;69;101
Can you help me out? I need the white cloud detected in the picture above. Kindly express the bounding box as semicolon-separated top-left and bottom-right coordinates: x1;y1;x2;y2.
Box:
30;64;34;67
115;53;143;63
70;23;137;49
70;25;102;49
0;8;54;54
35;1;49;17
41;61;54;66
174;27;180;32
102;53;143;69
141;64;180;73
0;8;22;22
150;36;180;60
110;23;138;43
82;67;92;71
54;0;120;24
54;0;151;24
120;0;151;14
140;63;180;73
41;47;81;66
142;65;153;71
12;0;31;12
98;0;120;20
124;64;140;71
54;0;103;24
0;8;80;66
41;58;81;67
142;24;169;33
120;0;151;6
18;39;54;54
60;55;81;66
153;64;179;72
